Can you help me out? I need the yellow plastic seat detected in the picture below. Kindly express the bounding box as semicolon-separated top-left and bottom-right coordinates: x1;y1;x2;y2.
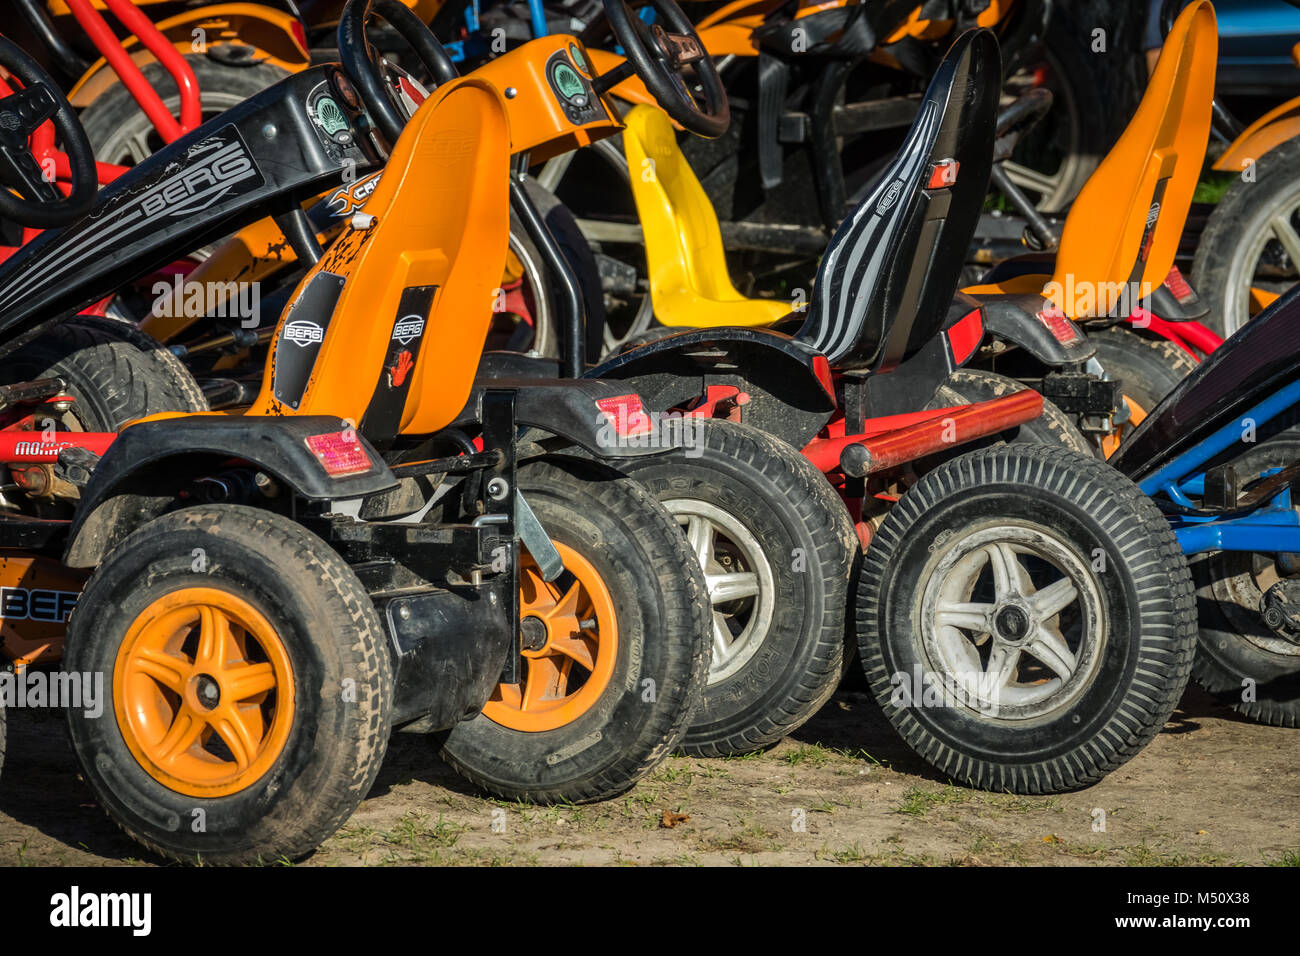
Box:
964;0;1216;318
621;104;790;328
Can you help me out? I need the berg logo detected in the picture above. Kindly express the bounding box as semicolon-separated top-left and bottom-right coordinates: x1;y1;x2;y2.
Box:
392;315;425;344
876;179;904;216
284;320;324;348
1146;202;1161;227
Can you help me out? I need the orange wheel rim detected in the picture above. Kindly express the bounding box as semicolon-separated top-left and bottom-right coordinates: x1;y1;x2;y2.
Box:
1101;395;1148;459
482;542;618;732
113;587;295;798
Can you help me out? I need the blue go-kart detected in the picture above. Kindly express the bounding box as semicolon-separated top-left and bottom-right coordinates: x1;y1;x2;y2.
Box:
1112;286;1300;726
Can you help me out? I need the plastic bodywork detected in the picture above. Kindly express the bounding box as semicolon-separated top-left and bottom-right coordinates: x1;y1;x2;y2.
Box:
0;64;380;350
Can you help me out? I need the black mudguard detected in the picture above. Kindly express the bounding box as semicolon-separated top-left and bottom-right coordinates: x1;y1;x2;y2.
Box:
980;294;1097;366
455;375;739;458
64;415;396;567
586;327;836;448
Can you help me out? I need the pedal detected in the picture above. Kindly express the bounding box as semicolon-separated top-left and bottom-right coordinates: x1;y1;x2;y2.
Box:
1040;372;1122;416
55;445;101;492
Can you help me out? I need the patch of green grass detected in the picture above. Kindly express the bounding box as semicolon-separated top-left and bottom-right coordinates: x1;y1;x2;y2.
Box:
823;842;874;864
896;785;971;817
782;744;840;768
1269;847;1300;867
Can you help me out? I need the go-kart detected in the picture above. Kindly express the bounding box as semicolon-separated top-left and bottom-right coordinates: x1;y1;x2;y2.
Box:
561;0;1226;456
1111;283;1300;728
473;17;1199;790
0;10;717;864
67;0;1197;789
94;0;1196;790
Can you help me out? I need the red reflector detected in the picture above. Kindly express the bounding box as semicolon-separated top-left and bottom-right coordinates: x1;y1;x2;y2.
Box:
1036;304;1078;344
945;308;983;365
290;19;308;55
1165;265;1194;302
812;355;835;399
927;160;960;189
595;394;653;436
306;431;372;477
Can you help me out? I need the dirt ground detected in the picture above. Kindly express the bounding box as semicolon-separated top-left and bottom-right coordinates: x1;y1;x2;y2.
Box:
1;684;1297;867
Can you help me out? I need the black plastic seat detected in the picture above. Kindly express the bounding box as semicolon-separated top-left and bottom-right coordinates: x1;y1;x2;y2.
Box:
793;28;1000;373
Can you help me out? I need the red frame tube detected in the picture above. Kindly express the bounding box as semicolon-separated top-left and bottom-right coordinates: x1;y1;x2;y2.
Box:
0;431;116;463
64;0;201;144
1127;308;1224;358
802;391;1044;475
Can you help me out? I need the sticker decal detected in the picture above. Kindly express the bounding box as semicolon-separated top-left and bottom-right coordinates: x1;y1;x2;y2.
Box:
876;179;904;215
392;314;425;344
273;272;346;409
359;286;438;440
0;124;264;314
284;320;325;347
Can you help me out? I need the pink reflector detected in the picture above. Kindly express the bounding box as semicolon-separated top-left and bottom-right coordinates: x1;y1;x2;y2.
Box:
305;431;371;477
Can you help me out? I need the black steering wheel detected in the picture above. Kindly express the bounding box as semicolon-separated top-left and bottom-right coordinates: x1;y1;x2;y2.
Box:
598;0;728;138
337;0;460;148
0;37;95;229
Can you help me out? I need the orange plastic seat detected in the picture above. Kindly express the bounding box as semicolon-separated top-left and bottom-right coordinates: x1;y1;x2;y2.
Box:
964;0;1216;319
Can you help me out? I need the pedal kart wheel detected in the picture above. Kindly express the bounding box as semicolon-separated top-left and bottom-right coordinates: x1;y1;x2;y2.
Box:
65;505;393;864
1089;326;1197;459
440;457;710;803
930;368;1091;455
0;316;207;426
618;420;857;756
857;444;1197;793
1189;438;1300;727
1191;136;1300;337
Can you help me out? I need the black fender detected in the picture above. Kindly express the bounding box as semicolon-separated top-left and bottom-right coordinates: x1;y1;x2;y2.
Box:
64;415;397;567
453;377;693;459
980;294;1097;366
586;327;837;447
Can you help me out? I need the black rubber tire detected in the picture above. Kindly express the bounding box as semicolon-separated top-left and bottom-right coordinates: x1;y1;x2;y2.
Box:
80;57;288;165
1189;438;1300;727
440;457;711;802
857;444;1197;793
931;368;1092;456
64;505;393;865
1089;325;1198;415
618;419;858;756
1191;136;1300;338
0;316;207;428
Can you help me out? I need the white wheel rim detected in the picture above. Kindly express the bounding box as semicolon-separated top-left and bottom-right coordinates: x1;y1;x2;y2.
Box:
918;523;1106;720
664;498;776;684
1222;181;1300;336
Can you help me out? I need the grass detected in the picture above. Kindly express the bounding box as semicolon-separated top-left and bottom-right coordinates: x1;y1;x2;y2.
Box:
1268;847;1300;867
896;785;971;817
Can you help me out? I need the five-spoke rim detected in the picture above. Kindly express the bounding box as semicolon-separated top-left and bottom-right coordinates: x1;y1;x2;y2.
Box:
919;524;1105;720
666;499;775;683
114;587;295;798
483;542;618;732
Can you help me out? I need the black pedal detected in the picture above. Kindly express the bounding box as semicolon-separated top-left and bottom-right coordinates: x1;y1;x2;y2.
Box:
1040;373;1122;416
